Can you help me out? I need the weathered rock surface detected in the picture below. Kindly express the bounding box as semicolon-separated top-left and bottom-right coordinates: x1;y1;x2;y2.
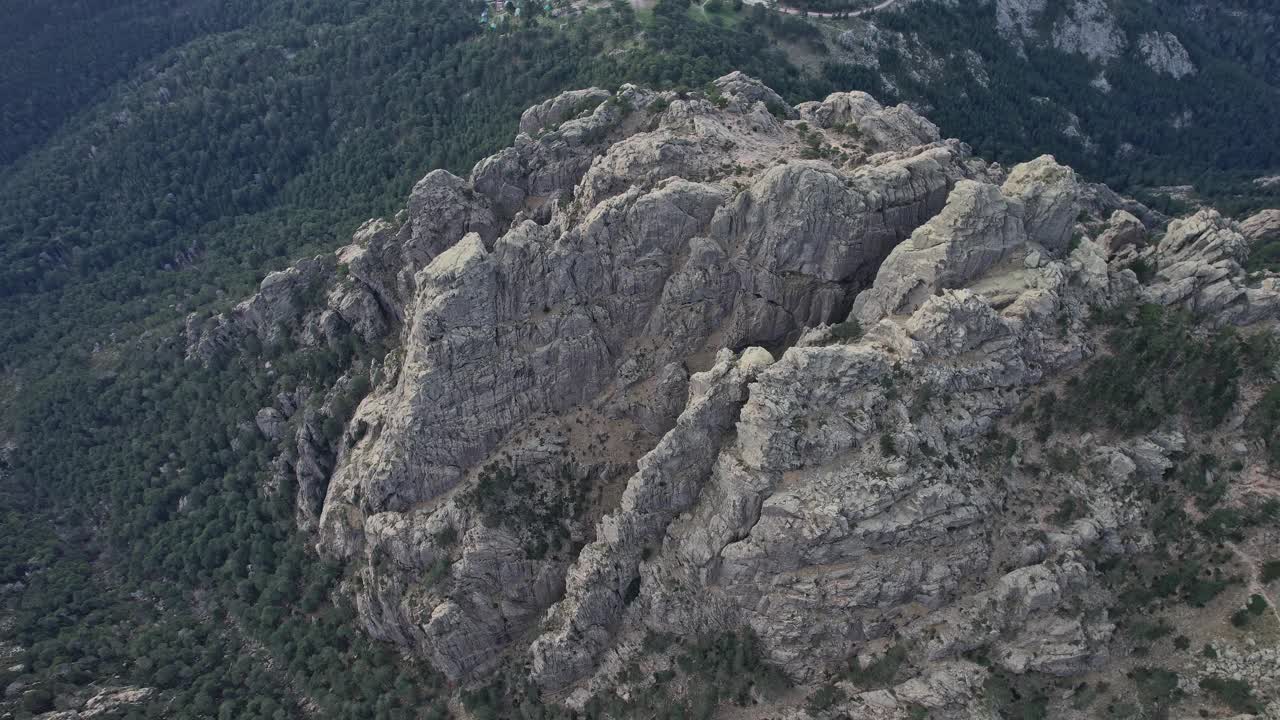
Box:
1241;208;1280;246
1137;31;1196;78
1001;154;1081;252
622;260;1129;684
31;686;155;720
797;91;940;153
995;0;1047;46
195;74;1280;718
994;0;1199;87
1143;209;1280;324
529;347;774;690
849;179;1030;325
1096;209;1146;257
519;88;611;136
1050;0;1126;63
297;74;996;682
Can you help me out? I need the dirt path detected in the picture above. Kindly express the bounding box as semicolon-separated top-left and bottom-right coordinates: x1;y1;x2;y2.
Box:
762;0;903;19
1227;542;1280;630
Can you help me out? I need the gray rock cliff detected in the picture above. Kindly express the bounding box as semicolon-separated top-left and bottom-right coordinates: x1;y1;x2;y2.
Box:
189;74;1280;718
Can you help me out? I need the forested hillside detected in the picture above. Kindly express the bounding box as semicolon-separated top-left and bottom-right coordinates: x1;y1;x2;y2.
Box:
819;0;1280;211
0;0;276;167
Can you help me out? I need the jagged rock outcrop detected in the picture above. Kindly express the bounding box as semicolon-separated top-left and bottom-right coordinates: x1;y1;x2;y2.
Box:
170;74;995;684
184;256;330;359
471;84;662;219
519;88;612;136
995;0;1199;83
29;686;155;720
995;0;1047;46
617;250;1130;683
1241;208;1280;246
714;70;794;117
849;179;1030;325
1096;209;1146;258
1078;180;1167;229
529;347;774;690
847;155;1082;327
796;92;940;153
307;75;993;680
1000;154;1081;251
1050;0;1126;63
1143;209;1280;324
340;170;500;320
196;73;1280;718
1137;31;1196;78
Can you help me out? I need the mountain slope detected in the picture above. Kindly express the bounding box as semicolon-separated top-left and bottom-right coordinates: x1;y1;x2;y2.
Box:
817;0;1280;205
2;0;1279;716
171;73;1280;719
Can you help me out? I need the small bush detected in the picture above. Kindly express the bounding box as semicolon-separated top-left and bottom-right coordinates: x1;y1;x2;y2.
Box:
1129;618;1175;643
1051;496;1084;525
805;684;846;714
1129;257;1156;283
830;318;862;342
1200;676;1262;714
1062;305;1242;435
984;672;1049;720
879;432;896;457
1046;447;1081;473
424;557;451;587
1197;508;1247;542
847;643;908;688
1262;559;1280;584
433;524;458;546
1132;667;1182;708
1250;384;1280;466
21;688;55;714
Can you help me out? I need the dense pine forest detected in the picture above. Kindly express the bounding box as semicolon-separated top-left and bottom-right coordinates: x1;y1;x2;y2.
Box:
1;0;1277;716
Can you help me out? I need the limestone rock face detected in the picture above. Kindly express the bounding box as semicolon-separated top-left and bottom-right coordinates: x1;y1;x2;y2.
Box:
184;256;330;360
995;0;1048;44
1096;209;1146;257
529;347;774;690
255;407;287;441
519;88;611;136
565;224;1156;696
1137;31;1196;78
797;91;940;153
1050;0;1125;63
999;154;1080;252
32;686;156;720
1144;209;1280;323
472;84;661;219
198;74;1280;716
1241;208;1280;246
849;179;1028;326
302;75;988;681
713;71;793;117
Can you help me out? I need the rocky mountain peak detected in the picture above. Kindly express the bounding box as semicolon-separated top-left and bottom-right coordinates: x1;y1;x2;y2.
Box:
184;73;1280;718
